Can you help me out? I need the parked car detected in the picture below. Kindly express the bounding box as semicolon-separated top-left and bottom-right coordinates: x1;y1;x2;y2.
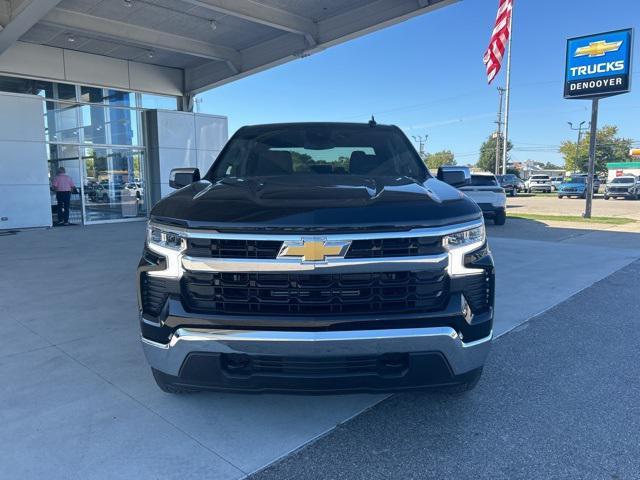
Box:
526;174;552;193
459;172;507;225
550;176;563;191
557;175;588;198
497;174;520;197
571;173;600;194
138;122;494;394
604;175;640;200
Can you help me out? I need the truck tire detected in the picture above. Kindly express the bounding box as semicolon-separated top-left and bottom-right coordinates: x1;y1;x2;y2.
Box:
604;195;609;200
152;369;200;394
494;209;506;225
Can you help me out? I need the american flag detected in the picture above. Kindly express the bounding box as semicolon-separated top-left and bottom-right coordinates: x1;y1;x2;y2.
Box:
483;0;513;84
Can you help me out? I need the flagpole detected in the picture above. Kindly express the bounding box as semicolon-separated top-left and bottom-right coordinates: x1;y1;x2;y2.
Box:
500;1;513;175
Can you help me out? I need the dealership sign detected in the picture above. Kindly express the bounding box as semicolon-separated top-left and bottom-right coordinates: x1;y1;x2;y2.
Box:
564;29;633;99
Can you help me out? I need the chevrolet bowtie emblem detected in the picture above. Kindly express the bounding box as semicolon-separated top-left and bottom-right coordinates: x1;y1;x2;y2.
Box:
575;40;623;58
278;238;351;262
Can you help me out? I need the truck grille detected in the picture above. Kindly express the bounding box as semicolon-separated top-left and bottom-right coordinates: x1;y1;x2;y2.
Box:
345;236;443;258
181;270;448;316
140;274;169;316
186;239;282;258
186;236;444;259
609;187;628;193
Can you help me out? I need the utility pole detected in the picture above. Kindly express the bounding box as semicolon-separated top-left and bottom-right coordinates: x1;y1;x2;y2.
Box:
412;135;428;156
584;99;599;219
495;87;505;175
567;120;590;170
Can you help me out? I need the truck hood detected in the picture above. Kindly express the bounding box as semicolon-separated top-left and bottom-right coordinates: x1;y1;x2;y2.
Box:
151;175;481;231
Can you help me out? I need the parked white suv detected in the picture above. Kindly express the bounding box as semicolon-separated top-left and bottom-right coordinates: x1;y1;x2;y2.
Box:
459;173;507;225
526;175;552;193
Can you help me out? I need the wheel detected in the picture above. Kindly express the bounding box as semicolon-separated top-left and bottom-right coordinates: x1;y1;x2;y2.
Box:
493;209;506;225
604;195;609;200
445;367;483;394
558;195;563;199
151;368;200;394
510;188;516;197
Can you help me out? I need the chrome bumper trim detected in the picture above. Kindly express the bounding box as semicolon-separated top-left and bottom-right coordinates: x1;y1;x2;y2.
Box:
181;253;449;273
142;327;492;377
148;219;484;241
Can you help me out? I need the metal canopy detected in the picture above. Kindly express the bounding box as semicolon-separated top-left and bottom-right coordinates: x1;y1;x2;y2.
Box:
0;0;456;96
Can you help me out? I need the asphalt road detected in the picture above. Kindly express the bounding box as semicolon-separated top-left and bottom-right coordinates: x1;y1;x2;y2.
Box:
251;260;640;480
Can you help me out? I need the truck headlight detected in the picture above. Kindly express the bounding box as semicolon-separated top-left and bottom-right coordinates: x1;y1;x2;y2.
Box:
443;224;486;276
147;224;185;251
443;225;485;250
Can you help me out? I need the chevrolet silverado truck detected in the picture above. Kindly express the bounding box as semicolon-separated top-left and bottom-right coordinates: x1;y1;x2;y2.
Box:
138;122;494;394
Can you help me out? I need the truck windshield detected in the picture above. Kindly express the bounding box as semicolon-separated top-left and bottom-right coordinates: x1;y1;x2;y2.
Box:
470;175;498;186
207;124;428;181
563;177;586;184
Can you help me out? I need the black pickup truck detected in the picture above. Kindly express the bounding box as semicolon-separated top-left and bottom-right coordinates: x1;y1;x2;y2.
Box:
138;122;494;394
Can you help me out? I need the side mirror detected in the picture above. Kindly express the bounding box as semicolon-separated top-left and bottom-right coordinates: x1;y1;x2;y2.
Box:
169;168;200;189
437;168;470;188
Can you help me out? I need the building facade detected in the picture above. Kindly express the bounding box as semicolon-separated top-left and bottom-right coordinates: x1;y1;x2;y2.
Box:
0;75;227;229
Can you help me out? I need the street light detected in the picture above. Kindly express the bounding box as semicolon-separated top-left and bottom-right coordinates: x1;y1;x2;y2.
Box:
568;121;590;172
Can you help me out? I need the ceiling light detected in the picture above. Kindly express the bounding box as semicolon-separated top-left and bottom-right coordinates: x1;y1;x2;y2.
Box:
123;0;133;7
209;19;217;31
147;50;154;59
67;34;75;43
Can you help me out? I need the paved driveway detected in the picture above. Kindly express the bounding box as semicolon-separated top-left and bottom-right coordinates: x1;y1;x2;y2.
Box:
507;194;640;220
1;219;639;479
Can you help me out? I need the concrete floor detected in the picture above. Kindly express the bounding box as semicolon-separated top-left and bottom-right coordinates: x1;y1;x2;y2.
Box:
1;219;639;479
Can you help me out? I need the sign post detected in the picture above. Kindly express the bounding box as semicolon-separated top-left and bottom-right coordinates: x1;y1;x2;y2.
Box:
564;28;633;218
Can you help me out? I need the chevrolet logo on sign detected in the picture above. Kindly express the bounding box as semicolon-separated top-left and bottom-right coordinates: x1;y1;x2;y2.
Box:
565;28;632;99
278;238;351;262
575;40;623;58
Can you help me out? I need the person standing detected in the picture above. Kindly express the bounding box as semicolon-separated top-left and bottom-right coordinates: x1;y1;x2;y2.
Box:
51;167;75;225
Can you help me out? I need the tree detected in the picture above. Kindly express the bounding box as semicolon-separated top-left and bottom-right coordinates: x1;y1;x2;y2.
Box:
424;150;455;170
542;162;563;170
476;134;513;173
560;125;632;174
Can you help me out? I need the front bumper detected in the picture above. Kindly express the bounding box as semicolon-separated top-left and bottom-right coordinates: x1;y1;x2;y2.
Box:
138;220;494;393
606;190;634;197
142;326;492;393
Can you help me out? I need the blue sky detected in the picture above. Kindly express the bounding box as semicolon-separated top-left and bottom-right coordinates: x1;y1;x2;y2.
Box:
199;0;640;166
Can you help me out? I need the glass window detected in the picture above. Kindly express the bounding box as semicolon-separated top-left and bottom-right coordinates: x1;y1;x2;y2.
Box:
77;105;140;146
139;93;178;110
470;175;498;186
54;83;77;101
208;124;427;180
79;104;107;145
80;86;104;104
82;147;146;222
0;75;54;97
106;89;135;107
44;102;81;143
47;145;83;224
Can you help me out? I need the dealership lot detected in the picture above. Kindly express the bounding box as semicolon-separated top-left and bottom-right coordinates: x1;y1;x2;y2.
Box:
507;194;640;220
1;219;639;479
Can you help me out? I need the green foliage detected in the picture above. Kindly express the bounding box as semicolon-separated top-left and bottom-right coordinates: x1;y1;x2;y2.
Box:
477;135;513;173
423;150;455;170
542;162;563;170
560;125;632;174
